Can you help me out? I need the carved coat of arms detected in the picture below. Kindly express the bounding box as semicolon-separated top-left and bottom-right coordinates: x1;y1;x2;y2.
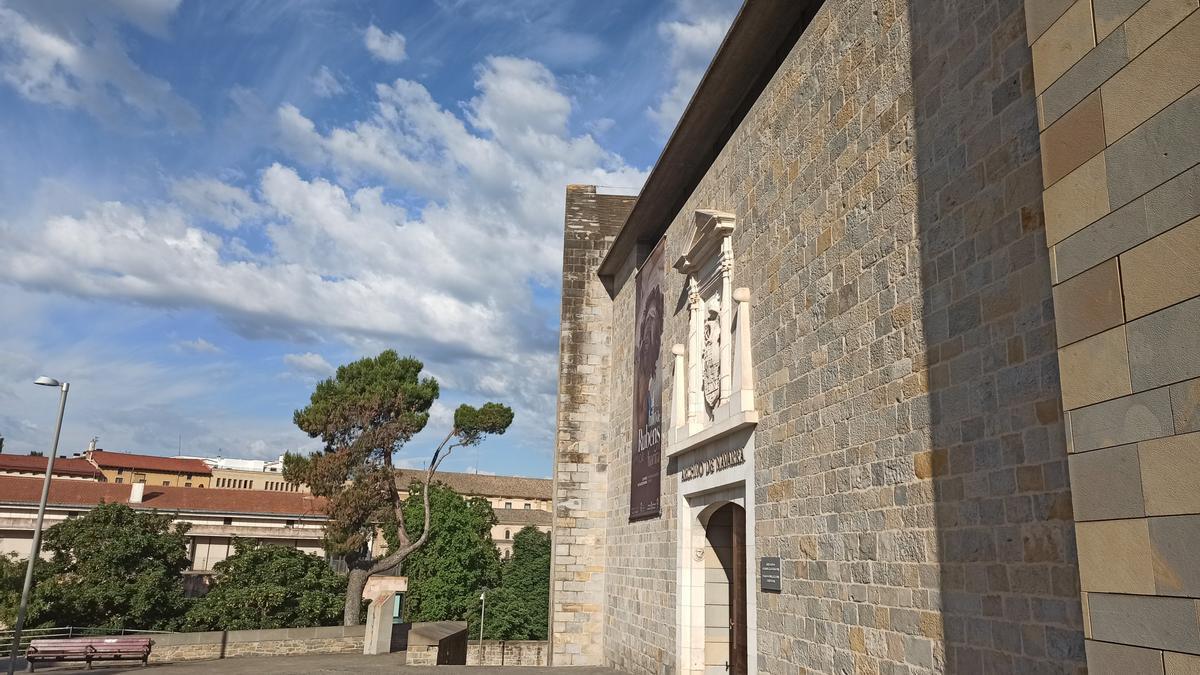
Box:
702;310;721;409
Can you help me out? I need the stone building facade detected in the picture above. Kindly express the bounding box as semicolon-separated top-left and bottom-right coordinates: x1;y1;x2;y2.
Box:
551;1;1198;674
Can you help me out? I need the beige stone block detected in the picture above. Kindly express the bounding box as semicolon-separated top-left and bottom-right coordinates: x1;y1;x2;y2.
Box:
1102;10;1200;141
1076;518;1156;593
1127;0;1200;55
1166;651;1200;674
1070;443;1146;520
1106;87;1200;209
1034;0;1099;93
1127;296;1200;390
1045;152;1112;245
1099;0;1158;38
1150;514;1200;595
1059;326;1133;409
1028;0;1080;42
1121;215;1200;319
1140;431;1200;515
1173;378;1200;433
1085;639;1166;675
1082;591;1092;637
1041;91;1108;187
1052;257;1125;346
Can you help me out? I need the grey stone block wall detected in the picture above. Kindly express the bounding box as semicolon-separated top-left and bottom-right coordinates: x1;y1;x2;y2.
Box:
576;0;1087;672
549;185;635;666
1025;0;1200;670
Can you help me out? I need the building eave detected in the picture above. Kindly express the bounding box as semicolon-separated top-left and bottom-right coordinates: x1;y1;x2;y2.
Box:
596;0;820;285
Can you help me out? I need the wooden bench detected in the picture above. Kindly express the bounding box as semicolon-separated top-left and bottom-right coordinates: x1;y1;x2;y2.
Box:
25;636;152;671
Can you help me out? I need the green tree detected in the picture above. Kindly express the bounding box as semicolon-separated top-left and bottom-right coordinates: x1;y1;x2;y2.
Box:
0;552;36;629
392;482;501;628
185;539;346;631
476;526;550;640
35;502;191;630
284;350;513;625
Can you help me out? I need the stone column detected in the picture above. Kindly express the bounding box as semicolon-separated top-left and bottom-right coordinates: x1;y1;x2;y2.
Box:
672;344;687;431
1024;2;1200;670
549;185;635;666
718;239;733;406
687;277;704;425
733;287;753;412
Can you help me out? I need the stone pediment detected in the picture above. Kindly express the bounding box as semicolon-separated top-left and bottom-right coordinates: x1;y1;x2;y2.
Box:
674;210;736;275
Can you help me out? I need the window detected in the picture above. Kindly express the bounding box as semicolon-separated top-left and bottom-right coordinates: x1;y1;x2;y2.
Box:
524;503;531;510
505;502;512;509
114;477;123;484
223;517;233;525
184;482;192;487
116;468;124;475
186;474;193;479
504;530;510;540
162;481;170;486
286;520;295;527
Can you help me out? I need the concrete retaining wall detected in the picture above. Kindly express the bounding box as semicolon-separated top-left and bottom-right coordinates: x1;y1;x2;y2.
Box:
468;640;549;666
410;641;549;666
149;625;365;662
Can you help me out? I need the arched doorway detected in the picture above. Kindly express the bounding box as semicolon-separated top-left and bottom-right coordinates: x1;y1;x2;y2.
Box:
704;502;747;675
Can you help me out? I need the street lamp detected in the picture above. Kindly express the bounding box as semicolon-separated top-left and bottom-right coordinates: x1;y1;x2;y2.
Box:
478;590;487;656
6;377;69;675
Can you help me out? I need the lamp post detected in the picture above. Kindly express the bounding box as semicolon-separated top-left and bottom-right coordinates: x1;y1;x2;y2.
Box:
6;377;69;675
478;590;487;656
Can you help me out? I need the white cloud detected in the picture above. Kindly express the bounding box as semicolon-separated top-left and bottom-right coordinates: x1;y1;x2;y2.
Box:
310;65;346;98
0;52;647;452
175;337;222;354
170;177;261;229
0;306;319;461
646;0;739;137
0;2;200;130
283;352;334;378
364;24;406;63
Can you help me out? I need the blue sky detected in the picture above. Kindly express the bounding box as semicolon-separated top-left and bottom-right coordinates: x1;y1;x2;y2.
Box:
0;0;738;477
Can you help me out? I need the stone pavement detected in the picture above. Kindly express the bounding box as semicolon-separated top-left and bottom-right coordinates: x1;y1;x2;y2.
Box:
24;652;628;674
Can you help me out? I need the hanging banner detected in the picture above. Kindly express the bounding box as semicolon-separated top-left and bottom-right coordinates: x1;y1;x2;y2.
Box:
630;239;665;521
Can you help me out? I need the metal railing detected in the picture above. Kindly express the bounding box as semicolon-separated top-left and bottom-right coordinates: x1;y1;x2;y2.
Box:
0;626;173;658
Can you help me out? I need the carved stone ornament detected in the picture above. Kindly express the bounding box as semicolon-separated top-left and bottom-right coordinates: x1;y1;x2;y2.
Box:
702;310;721;409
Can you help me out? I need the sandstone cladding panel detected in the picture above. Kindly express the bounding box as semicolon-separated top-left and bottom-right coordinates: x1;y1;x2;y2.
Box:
1025;0;1200;669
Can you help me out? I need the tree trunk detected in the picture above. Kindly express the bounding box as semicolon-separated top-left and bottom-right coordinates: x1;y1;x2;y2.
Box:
344;567;369;626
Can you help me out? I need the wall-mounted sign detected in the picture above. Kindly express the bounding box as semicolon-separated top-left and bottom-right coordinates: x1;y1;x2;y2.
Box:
680;447;745;482
760;557;781;593
630;239;665;521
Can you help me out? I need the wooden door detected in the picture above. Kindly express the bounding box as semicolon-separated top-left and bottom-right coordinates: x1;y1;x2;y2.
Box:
730;504;748;674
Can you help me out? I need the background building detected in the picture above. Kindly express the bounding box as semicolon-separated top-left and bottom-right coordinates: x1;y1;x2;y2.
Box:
178;455;307;493
551;1;1200;674
394;469;552;557
0;453;102;481
0;476;327;580
84;448;212;488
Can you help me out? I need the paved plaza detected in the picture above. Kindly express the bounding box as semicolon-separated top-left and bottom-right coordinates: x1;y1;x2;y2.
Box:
22;653;628;674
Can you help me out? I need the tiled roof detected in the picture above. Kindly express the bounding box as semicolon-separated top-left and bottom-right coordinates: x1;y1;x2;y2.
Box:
0;454;102;479
493;507;552;527
395;469;551;500
88;450;212;475
0;476;326;518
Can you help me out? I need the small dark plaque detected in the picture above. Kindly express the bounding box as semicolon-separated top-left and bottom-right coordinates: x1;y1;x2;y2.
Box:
760;557;782;593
